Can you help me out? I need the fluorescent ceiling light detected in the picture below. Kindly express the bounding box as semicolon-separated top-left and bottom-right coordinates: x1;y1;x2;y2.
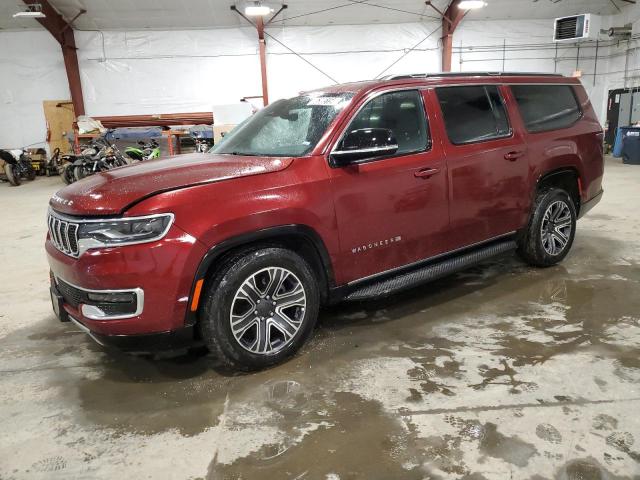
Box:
245;2;273;16
458;0;487;9
13;4;46;18
13;11;46;18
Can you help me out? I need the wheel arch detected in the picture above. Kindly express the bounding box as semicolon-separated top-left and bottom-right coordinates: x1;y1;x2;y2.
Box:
536;167;581;215
185;225;335;326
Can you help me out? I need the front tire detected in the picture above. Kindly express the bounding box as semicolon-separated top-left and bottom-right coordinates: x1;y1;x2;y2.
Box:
518;188;576;267
199;247;320;371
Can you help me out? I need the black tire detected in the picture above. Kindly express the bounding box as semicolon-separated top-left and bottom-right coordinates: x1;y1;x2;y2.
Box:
518;188;577;267
73;165;88;181
4;163;20;186
25;163;36;180
61;163;75;184
199;247;320;371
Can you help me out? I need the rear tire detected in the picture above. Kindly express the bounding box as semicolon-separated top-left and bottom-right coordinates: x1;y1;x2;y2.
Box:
4;164;20;186
518;188;576;267
199;247;320;371
73;165;88;181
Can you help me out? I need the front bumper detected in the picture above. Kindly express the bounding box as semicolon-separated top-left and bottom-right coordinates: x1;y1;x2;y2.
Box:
46;222;207;339
68;312;197;353
50;279;197;353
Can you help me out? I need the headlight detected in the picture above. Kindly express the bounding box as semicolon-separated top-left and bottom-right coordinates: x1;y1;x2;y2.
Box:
78;213;174;248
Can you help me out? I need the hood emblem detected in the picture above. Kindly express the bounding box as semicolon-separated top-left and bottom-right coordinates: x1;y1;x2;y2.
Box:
52;193;73;206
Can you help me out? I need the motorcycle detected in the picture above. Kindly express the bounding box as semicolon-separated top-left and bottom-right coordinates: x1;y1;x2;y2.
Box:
45;148;75;183
72;134;128;182
0;149;36;186
124;139;160;161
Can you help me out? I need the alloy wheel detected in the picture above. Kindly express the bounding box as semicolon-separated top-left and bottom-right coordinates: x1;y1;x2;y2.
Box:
229;267;307;355
541;200;572;255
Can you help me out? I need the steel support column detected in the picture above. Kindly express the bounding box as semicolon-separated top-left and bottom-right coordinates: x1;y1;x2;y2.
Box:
440;0;466;72
256;17;269;106
24;0;85;115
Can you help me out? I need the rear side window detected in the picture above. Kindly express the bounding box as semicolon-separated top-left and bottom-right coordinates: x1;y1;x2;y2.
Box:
511;84;582;133
345;90;429;156
436;85;511;145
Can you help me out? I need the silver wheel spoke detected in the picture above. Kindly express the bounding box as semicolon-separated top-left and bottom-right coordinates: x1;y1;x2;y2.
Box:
238;279;261;304
266;268;288;297
540;200;572;256
230;266;307;355
233;317;259;339
270;313;298;340
275;284;305;306
252;318;270;353
554;227;569;244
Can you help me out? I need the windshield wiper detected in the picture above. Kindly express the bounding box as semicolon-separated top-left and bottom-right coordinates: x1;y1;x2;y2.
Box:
225;151;257;156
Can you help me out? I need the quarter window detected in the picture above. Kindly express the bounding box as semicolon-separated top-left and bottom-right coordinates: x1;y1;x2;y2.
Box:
342;90;429;156
436;85;511;145
511;84;581;133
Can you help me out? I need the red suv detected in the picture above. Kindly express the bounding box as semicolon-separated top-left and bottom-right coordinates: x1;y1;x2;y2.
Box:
46;73;604;370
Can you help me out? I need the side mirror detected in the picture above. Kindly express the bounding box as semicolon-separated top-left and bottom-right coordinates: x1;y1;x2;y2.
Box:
331;128;398;164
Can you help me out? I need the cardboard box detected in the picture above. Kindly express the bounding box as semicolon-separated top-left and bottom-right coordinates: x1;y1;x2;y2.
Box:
213;124;236;144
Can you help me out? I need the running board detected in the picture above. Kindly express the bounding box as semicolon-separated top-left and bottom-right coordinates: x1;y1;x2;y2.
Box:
344;239;517;301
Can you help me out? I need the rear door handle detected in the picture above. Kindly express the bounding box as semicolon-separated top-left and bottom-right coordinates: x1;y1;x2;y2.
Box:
414;168;440;179
504;151;525;161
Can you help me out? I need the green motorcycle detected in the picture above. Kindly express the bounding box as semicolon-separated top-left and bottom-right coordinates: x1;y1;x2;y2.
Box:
124;140;160;162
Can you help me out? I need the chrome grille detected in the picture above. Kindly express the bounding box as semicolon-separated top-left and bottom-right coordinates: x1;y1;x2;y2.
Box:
48;212;80;257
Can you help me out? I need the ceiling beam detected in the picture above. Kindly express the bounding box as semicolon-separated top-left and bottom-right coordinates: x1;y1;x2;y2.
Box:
231;6;270;106
441;1;466;72
23;0;85;116
256;16;269;106
427;1;467;72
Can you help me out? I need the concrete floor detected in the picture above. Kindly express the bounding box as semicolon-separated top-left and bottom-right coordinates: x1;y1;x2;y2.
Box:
0;156;639;479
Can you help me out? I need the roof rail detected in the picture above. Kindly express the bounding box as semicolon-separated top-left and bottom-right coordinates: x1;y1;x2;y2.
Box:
381;72;564;80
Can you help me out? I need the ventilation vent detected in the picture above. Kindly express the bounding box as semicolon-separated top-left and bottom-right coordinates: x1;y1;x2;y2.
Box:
555;16;579;40
554;14;600;42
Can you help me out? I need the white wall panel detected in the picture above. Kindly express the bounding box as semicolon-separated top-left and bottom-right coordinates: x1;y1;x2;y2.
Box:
0;31;70;149
5;11;640;148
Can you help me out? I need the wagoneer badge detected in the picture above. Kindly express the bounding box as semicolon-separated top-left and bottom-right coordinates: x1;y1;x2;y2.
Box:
352;236;402;254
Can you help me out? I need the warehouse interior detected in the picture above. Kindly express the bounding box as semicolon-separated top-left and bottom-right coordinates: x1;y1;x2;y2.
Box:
1;0;640;479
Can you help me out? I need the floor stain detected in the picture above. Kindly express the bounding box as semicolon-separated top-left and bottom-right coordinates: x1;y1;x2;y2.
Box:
479;422;538;467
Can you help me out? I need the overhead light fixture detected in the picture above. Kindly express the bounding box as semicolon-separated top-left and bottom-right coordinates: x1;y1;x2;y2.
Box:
13;4;46;18
458;0;487;9
244;1;273;16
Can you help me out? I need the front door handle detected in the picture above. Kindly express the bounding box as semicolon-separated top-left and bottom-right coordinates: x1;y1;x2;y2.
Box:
504;151;525;161
414;168;440;179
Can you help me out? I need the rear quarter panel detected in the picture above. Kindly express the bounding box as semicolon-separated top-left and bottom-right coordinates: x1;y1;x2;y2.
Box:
513;82;604;205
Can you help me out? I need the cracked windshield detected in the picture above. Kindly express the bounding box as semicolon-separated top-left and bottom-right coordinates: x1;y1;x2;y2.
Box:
211;93;354;157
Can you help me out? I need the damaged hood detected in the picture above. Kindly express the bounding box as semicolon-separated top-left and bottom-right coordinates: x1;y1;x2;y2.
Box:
50;153;293;215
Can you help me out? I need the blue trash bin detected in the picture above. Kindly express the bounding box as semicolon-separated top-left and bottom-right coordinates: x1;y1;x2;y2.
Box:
613;126;629;157
621;127;640;164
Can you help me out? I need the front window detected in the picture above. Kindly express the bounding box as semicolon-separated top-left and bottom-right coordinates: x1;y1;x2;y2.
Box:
211;93;354;157
340;90;430;156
